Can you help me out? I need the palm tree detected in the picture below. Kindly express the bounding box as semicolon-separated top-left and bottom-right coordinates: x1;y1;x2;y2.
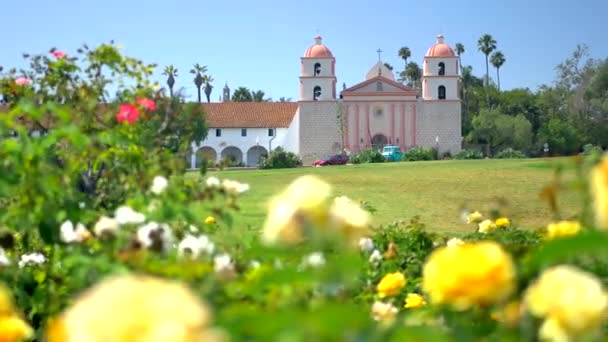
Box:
251;90;266;102
231;87;253;102
277;97;292;102
398;47;411;69
404;62;422;89
477;34;497;86
202;75;214;103
162;65;178;97
190;63;207;103
383;63;394;71
490;51;506;90
455;43;465;75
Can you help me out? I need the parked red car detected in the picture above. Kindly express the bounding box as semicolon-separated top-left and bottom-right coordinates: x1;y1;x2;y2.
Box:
312;154;349;167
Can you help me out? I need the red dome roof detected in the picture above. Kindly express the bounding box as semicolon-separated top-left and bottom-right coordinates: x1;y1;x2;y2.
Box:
425;34;455;57
303;36;333;58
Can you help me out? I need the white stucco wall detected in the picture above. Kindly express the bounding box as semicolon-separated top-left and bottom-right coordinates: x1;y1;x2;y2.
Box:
423;57;458;76
423;77;459;100
192;127;288;166
282;108;300;154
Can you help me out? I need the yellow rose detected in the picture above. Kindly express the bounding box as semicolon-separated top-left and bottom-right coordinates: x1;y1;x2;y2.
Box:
261;176;332;245
495;217;510;228
46;274;224;342
204;216;216;225
590;157;608;229
422;241;515;310
545;220;581;240
329;196;370;242
377;272;406;298
404;293;426;309
478;219;496;234
466;211;483;224
524;265;608;341
0;316;34;342
0;284;33;342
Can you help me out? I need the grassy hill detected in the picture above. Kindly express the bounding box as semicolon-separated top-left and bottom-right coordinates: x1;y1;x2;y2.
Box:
195;158;582;234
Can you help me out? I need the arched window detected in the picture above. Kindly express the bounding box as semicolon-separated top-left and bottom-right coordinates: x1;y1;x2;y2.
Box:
438;62;445;75
438;85;446;100
314;63;321;76
376;82;383;91
313;86;322;101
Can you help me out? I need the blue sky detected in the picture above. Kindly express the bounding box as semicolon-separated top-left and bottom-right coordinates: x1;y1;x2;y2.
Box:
2;0;606;101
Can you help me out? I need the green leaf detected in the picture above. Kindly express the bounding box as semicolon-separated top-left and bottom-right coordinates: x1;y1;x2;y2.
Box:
524;230;608;272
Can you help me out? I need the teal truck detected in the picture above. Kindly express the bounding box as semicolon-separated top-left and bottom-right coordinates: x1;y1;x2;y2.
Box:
381;145;404;161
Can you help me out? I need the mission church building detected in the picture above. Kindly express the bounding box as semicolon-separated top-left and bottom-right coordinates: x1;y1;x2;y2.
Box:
191;34;462;167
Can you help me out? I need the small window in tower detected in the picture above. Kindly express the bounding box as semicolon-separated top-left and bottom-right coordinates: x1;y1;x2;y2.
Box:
438;62;445;76
313;86;322;101
241;128;247;137
376;82;383;91
374;108;383;118
268;128;274;137
314;63;321;76
438;85;446;100
216;128;222;137
396;138;399;144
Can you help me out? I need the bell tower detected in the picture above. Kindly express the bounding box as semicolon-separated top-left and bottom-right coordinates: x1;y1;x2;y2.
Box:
299;36;336;101
422;34;460;101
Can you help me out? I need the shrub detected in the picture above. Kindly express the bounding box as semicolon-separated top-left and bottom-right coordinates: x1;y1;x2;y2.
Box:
350;148;384;164
454;149;484;159
495;148;527;159
581;144;603;156
258;147;302;169
402;147;436;161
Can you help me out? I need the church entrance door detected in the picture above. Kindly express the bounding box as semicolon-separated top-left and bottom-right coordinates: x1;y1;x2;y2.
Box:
371;134;388;149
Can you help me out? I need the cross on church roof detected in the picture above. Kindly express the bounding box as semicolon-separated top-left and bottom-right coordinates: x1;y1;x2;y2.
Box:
377;48;382;62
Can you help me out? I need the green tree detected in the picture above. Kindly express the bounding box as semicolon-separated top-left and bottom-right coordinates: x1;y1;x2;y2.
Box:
202;75;214;103
455;43;465;75
162;65;178;97
232;87;253;102
467;108;533;155
277;97;292;102
384;63;394;71
498;88;542;133
251;90;267;102
190;63;207;103
404;62;422;89
536;118;581;155
477;34;497;86
398;47;411;69
490;51;506;90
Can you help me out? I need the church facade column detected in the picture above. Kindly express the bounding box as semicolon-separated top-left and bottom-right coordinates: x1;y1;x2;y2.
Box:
400;103;406;150
354;104;360;152
410;103;416;147
390;104;395;145
344;104;350;151
365;103;371;148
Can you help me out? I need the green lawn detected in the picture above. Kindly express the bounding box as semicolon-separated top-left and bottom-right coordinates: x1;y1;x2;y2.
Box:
200;158;582;234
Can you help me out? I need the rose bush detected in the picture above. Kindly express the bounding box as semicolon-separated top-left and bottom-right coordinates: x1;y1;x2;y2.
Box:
1;45;608;341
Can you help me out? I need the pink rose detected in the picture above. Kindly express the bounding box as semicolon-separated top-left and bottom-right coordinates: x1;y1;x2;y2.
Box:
52;51;67;58
15;77;32;85
116;104;140;124
136;97;156;111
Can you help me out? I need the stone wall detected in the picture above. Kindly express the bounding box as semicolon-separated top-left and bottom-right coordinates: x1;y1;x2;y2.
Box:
298;101;341;164
416;100;462;154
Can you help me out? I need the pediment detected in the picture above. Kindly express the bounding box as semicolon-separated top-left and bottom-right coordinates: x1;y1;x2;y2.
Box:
342;76;417;95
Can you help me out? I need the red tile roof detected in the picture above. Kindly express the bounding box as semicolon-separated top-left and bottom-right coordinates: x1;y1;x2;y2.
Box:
0;102;299;128
201;102;298;128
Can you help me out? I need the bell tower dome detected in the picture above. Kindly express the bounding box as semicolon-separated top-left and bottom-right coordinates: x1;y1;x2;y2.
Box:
299;36;337;101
